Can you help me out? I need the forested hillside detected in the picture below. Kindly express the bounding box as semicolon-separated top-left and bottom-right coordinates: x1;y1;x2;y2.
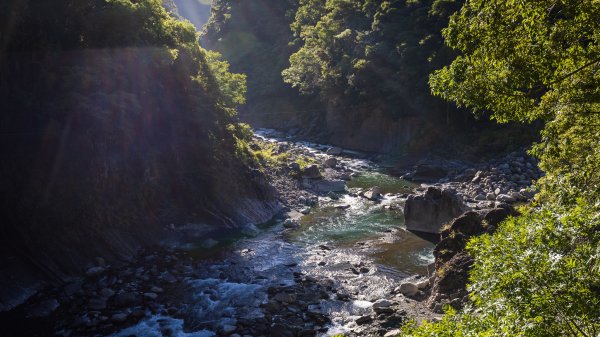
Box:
204;0;536;155
403;1;600;336
0;0;278;301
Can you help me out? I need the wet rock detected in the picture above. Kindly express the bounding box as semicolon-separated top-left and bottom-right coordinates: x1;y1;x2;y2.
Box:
335;204;351;210
363;187;382;200
274;292;297;304
150;286;164;293
300;207;311;215
222;325;237;334
404;187;468;233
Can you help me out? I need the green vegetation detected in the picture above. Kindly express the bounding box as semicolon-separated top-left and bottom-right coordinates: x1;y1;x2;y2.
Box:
283;0;464;119
404;0;600;336
0;0;262;267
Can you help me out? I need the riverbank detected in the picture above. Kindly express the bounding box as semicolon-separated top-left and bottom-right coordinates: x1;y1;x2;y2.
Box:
0;130;541;337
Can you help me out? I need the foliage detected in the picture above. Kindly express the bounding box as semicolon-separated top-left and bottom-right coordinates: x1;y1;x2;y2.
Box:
283;0;465;118
429;0;600;204
0;0;260;265
404;0;600;336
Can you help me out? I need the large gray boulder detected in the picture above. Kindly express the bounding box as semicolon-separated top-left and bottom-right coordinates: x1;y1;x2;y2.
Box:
404;187;468;233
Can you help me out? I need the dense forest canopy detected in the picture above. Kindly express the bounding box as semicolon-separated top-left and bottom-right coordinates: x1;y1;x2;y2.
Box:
283;0;464;119
405;0;600;336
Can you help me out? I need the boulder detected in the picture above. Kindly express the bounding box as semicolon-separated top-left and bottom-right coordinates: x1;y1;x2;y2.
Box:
372;299;393;308
398;282;419;296
302;164;322;179
324;157;338;168
283;219;299;229
496;194;516;203
363;186;382;200
312;180;346;193
404;187;468;233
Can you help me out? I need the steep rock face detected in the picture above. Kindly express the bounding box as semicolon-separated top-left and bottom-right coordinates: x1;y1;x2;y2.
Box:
404;187;469;234
428;208;512;312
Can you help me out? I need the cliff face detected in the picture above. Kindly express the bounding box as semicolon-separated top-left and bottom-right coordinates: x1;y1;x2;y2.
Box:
0;0;280;311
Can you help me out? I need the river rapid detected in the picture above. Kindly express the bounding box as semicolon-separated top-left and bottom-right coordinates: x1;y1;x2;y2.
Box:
109;130;438;337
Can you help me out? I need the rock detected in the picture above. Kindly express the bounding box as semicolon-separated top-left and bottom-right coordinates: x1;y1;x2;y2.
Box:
28;299;60;318
416;279;430;290
150;286;164;293
88;297;107;311
372;299;393;308
510;191;525;201
113;292;137;307
301;164;322;179
273;292;297;304
355;315;373;325
494;188;503;196
326;147;343;155
222;325;237;334
363;187;382;200
201;238;219;249
100;288;115;298
486;192;496;201
230;334;242;337
289;162;301;172
241;224;260;237
496;194;516;203
404;187;469;233
144;292;158;300
283;219;299;229
474;194;486;201
398;282;419;296
95;257;106;266
85;266;105;277
300;207;311;215
335;204;351;210
324;157;338;168
385;330;401;337
313;180;346;193
111;312;129;323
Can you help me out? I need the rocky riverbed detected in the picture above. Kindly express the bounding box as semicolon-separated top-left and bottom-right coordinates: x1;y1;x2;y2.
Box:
0;129;542;337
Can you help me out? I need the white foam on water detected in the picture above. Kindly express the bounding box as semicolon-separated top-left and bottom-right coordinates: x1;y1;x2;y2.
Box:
109;315;215;337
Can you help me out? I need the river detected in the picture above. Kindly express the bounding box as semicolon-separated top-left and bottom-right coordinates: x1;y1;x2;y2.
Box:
110;130;438;337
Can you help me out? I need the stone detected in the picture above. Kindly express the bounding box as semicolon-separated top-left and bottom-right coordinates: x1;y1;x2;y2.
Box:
416;279;430;290
283;219;299;229
28;299;60;318
100;288;115;298
313;180;346;193
356;315;373;325
398;282;419;296
324;157;338;168
230;334;242;337
144;292;158;300
496;194;516;203
300;207;311;215
326;147;343;155
151;286;164;293
372;299;393;308
486;192;496;201
474;194;486;201
201;238;219;249
363;187;382;200
404;187;469;233
88;297;107;311
95;257;106;266
273;292;297;304
85;266;105;277
301;164;322;179
222;325;237;334
111;312;129;323
335;204;351;210
289;162;301;172
385;330;401;337
113;292;136;307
